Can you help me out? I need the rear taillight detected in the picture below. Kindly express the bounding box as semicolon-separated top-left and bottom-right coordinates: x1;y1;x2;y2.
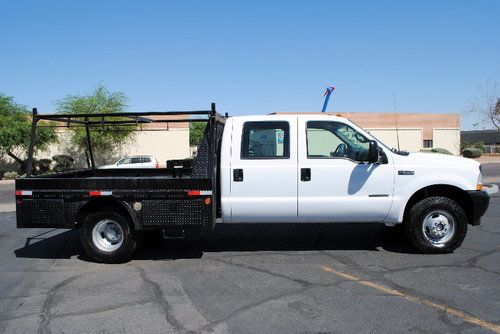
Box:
155;163;160;168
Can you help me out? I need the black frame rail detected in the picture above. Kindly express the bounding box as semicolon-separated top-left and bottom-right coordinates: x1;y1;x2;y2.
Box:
26;103;226;177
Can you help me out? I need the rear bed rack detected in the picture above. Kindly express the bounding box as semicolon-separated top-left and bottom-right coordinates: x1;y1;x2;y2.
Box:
26;103;226;177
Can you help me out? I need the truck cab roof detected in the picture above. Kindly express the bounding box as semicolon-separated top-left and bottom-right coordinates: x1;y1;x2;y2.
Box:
229;113;347;123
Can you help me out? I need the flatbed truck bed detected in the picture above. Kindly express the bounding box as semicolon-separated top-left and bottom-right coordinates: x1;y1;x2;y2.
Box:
16;104;224;262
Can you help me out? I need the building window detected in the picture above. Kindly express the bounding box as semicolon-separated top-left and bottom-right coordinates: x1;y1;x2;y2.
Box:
423;140;433;148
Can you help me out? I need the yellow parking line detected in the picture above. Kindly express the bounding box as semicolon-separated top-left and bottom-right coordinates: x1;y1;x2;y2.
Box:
321;265;500;333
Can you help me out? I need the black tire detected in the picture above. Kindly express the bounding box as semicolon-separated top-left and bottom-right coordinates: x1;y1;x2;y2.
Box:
81;210;143;263
405;196;467;254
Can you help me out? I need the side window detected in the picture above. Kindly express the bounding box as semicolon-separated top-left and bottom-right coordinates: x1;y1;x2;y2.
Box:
306;127;343;158
131;157;141;164
141;157;151;163
117;158;131;165
307;121;370;162
241;121;289;159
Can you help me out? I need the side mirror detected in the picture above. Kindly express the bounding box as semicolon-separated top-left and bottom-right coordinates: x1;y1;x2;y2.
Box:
368;140;379;163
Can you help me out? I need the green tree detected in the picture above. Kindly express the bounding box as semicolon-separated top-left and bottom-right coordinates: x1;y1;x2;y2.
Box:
0;94;58;171
56;85;135;165
190;122;207;147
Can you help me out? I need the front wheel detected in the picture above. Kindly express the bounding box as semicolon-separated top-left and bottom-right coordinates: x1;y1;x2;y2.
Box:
81;210;143;263
405;197;467;253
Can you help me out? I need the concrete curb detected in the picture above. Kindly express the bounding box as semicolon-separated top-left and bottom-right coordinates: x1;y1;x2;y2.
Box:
0;204;15;212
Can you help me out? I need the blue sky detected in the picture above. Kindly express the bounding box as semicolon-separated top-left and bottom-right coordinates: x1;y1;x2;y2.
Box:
1;0;499;129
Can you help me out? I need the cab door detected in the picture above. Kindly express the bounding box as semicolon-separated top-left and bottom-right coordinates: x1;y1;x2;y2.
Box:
297;118;394;222
229;117;298;222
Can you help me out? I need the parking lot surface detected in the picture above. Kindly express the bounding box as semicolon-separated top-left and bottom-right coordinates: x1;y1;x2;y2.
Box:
0;167;499;334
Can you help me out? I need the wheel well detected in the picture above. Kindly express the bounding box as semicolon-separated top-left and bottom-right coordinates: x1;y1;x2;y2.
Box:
403;185;473;225
76;198;136;229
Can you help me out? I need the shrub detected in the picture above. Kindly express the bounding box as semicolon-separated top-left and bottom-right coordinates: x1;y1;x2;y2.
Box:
3;171;18;180
52;155;74;172
462;141;486;153
462;148;482;158
471;141;486;153
460;140;470;152
36;158;52;174
433;148;452;155
420;148;452;155
432;148;452;155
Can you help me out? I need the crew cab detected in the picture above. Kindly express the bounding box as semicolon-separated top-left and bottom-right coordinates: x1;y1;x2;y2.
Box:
15;104;491;263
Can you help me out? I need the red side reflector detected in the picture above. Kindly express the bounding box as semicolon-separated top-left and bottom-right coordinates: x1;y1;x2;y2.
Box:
187;190;200;196
89;191;112;196
15;190;32;196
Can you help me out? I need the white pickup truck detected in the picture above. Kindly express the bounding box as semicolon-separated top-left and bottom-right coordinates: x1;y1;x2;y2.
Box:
17;106;491;263
219;114;490;252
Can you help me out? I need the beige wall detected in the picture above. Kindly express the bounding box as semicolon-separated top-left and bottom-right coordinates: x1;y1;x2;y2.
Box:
433;128;461;155
37;128;190;168
125;129;190;165
43;131;78;161
338;112;460;140
367;128;423;152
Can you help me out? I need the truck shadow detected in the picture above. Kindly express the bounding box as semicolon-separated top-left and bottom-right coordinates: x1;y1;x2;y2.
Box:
14;223;418;262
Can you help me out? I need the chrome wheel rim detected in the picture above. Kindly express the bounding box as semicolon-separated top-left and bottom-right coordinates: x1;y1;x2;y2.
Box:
92;219;124;252
422;211;455;247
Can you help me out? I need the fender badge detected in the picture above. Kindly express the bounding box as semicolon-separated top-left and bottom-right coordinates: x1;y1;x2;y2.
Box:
398;170;415;175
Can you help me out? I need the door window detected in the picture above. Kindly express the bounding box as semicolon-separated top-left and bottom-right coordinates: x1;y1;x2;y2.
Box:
130;158;141;164
241;121;289;159
117;158;131;165
306;121;370;162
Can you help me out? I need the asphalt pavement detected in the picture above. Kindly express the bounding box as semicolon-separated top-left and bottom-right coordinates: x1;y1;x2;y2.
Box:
0;165;499;333
483;163;500;183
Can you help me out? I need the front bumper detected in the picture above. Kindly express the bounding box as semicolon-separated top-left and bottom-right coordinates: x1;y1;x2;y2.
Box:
466;190;490;226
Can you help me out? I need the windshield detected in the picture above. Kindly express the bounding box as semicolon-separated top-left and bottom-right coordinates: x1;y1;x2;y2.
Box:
117;158;131;165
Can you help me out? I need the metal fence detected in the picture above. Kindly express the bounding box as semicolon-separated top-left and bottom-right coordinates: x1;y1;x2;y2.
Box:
483;145;500;154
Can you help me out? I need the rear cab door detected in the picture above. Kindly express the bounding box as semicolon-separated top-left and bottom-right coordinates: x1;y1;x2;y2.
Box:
227;116;298;222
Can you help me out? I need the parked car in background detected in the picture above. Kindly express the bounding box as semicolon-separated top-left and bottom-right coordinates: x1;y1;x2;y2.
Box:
99;155;159;169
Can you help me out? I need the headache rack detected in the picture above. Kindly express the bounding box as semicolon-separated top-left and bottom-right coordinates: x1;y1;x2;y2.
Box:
25;102;226;179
